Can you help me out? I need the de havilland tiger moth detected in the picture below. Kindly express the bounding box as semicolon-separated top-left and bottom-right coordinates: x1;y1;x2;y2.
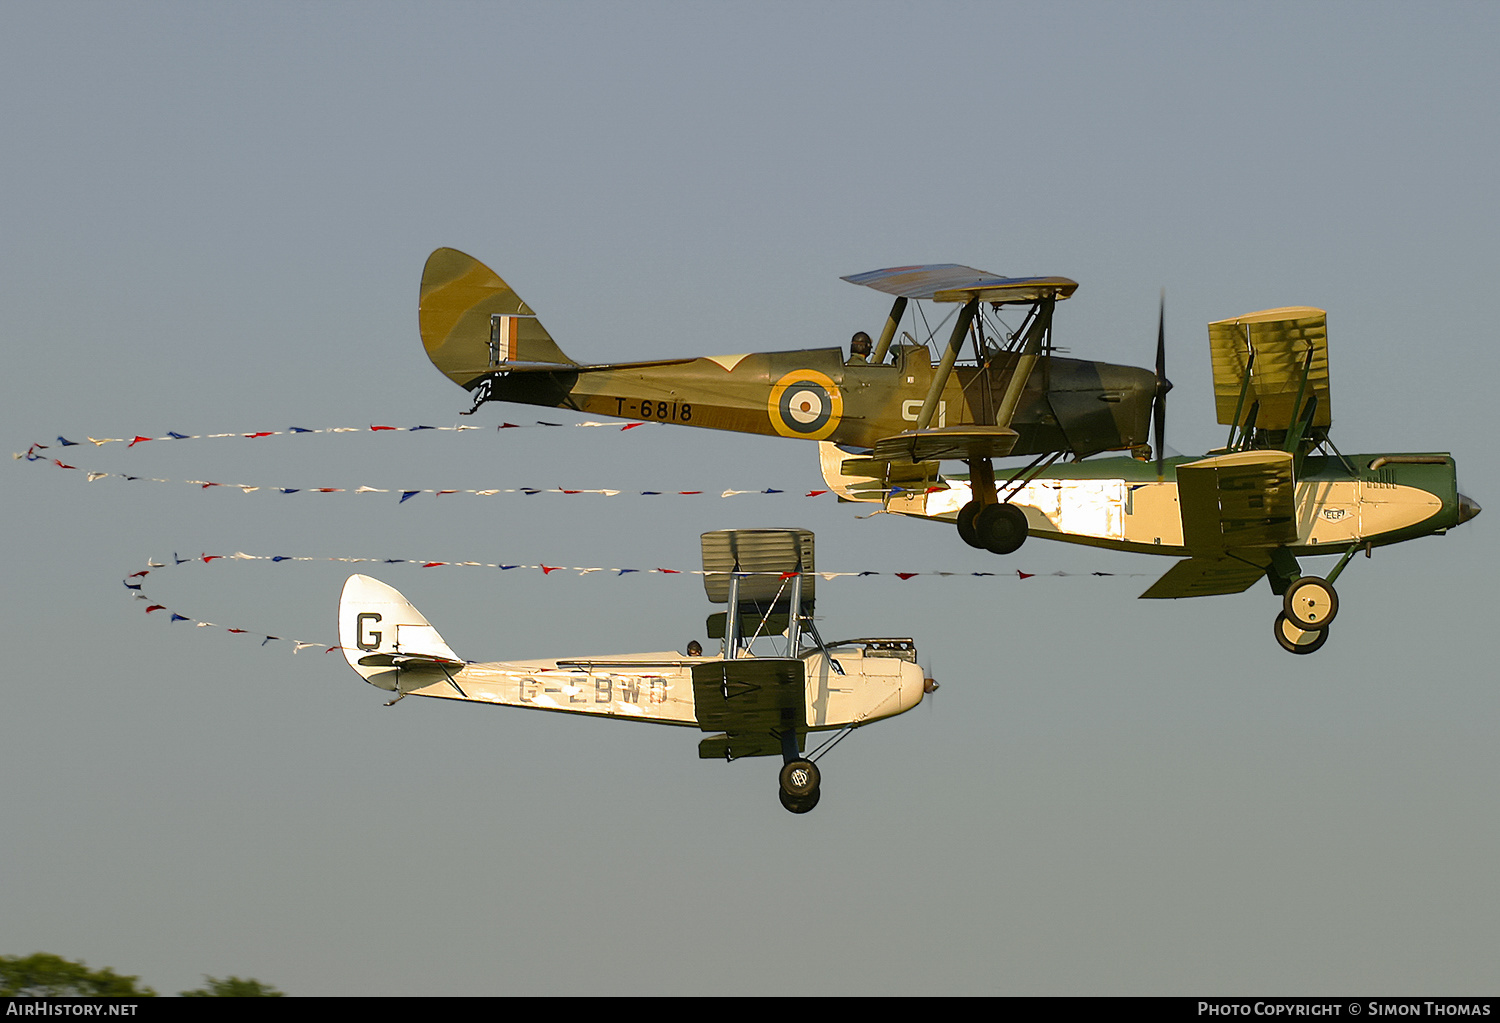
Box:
419;248;1162;461
340;529;935;814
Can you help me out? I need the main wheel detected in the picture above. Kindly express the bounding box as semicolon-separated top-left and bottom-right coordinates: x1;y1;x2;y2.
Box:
779;759;820;798
956;501;984;549
1284;576;1338;630
977;502;1028;555
779;788;820;814
1274;612;1329;655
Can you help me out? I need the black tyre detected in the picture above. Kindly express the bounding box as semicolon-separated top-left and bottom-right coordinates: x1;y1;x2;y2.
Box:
1274;612;1329;655
977;502;1028;555
1283;576;1338;630
779;788;821;814
778;759;821;798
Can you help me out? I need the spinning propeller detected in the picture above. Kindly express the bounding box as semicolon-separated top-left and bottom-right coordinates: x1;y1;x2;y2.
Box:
1153;291;1173;481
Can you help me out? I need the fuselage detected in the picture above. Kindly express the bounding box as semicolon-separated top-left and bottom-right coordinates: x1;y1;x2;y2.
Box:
485;344;1157;457
387;640;927;732
839;452;1469;557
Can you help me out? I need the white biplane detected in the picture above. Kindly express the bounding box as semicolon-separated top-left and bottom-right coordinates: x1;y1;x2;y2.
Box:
339;528;935;813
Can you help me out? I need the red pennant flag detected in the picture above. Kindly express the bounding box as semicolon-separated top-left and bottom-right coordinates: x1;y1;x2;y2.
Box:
678;491;702;495
245;432;275;439
145;605;165;613
369;425;397;431
895;572;919;580
656;568;681;574
128;436;153;447
227;629;247;634
200;482;220;489
779;571;799;580
805;490;828;498
620;422;643;430
53;460;77;470
1016;571;1034;579
128;570;149;578
201;554;221;563
541;565;562;574
421;562;446;568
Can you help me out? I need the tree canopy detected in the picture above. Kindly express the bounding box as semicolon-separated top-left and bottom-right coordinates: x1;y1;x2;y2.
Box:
179;975;284;997
0;953;156;997
2;954;284;997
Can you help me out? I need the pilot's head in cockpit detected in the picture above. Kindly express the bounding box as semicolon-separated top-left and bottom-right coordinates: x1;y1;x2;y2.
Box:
848;331;872;364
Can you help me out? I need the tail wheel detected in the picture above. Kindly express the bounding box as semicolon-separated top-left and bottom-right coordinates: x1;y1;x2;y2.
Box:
1274;612;1329;655
779;759;820;799
977;502;1028;555
1284;576;1338;630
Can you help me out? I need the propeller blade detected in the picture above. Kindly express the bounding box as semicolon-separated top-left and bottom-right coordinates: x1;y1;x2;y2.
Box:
1153;291;1172;481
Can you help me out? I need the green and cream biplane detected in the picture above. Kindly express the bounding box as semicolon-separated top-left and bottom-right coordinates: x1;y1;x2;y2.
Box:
339;529;934;813
821;306;1481;654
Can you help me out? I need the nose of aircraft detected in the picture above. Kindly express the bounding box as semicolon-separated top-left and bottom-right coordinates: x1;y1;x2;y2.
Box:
1457;493;1481;525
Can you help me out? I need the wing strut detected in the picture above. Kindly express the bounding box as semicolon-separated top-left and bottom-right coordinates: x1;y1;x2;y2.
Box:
915;298;979;430
870;296;908;365
970;295;1056;506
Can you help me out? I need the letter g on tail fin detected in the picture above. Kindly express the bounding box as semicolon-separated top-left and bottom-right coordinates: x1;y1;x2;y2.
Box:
338;575;463;692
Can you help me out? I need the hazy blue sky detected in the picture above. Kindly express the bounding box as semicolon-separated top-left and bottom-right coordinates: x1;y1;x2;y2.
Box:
3;1;1496;996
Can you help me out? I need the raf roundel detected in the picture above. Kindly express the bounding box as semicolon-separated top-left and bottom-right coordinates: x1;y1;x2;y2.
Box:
768;370;843;441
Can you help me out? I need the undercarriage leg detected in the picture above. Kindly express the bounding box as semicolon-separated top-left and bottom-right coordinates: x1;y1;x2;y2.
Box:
777;714;820;813
958;456;1027;554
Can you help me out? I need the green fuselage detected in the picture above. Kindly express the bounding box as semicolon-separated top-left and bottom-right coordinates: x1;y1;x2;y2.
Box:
484;344;1158;458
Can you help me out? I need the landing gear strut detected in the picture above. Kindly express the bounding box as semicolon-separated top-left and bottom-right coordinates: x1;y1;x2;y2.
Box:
777;723;822;814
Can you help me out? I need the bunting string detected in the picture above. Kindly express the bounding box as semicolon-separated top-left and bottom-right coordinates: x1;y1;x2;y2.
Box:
19;419;647;453
15;422;840;501
122;549;1147;656
21;422;1148;653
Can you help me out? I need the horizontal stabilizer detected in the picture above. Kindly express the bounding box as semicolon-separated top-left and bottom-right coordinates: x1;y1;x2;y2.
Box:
355;652;465;670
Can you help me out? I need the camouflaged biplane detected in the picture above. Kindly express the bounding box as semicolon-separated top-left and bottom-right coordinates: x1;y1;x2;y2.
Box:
821;305;1482;654
340;529;934;813
420;248;1160;462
